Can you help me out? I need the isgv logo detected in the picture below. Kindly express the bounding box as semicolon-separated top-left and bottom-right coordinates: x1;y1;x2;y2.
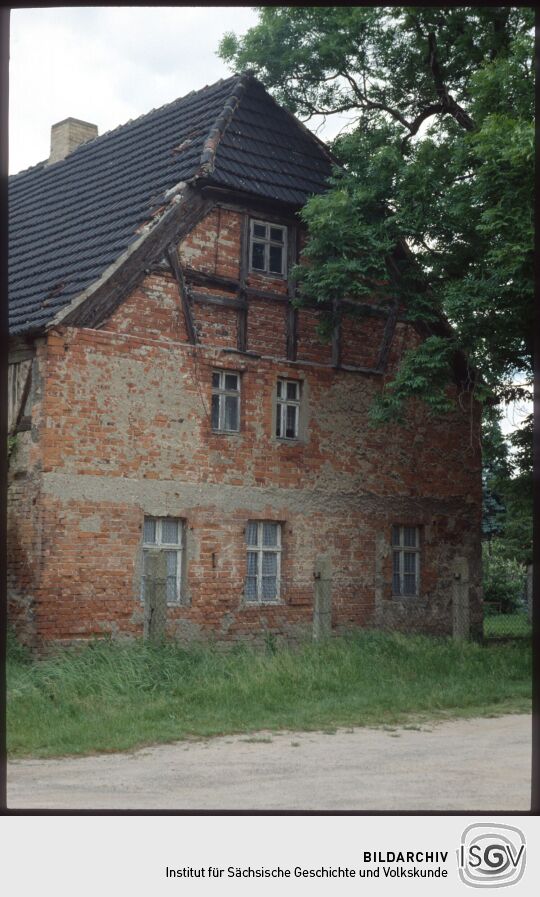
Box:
458;823;526;888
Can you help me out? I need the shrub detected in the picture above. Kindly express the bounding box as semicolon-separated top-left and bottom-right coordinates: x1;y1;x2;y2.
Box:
483;542;526;614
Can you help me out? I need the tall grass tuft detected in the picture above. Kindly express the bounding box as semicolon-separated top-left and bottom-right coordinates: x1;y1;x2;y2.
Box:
7;631;531;758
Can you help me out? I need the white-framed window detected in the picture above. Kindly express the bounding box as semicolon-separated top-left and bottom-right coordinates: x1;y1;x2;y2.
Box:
249;219;287;276
141;516;184;604
392;525;420;597
211;370;240;433
276;379;300;439
245;521;282;603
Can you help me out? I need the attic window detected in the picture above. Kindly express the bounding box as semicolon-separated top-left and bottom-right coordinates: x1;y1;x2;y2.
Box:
250;220;287;277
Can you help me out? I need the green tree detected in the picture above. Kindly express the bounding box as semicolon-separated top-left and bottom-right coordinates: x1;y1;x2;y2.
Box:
220;7;533;419
497;413;533;566
481;408;508;542
483;541;526;615
481;407;531;565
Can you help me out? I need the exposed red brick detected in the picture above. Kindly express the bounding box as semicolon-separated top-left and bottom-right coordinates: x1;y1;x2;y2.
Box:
7;204;482;649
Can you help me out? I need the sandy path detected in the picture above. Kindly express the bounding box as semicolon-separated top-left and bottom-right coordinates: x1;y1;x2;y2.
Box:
8;714;530;811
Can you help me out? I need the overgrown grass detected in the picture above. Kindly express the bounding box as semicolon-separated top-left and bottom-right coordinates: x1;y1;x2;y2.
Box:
483;613;531;638
7;631;531;759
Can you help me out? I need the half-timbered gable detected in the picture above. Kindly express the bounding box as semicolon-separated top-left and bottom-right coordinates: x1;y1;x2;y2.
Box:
8;74;482;649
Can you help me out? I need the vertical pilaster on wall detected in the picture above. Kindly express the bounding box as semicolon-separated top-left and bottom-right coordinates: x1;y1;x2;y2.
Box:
331;298;342;369
313;556;332;640
143;550;168;644
452;557;470;640
286;225;298;361
237;213;249;352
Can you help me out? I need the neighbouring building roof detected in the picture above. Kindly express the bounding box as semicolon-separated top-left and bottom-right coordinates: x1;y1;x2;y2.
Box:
9;73;334;336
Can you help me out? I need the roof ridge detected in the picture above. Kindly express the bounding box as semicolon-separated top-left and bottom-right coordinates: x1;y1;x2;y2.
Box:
196;72;251;179
10;75;240;178
91;74;239;148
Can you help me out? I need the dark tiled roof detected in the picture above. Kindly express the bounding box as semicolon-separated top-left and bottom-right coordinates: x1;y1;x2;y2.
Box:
209;79;334;205
9;74;333;336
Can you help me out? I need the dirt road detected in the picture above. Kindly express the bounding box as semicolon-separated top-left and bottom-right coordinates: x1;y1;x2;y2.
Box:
8;714;530;811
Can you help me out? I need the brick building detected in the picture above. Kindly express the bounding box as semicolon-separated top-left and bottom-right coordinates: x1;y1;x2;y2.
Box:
8;74;482;649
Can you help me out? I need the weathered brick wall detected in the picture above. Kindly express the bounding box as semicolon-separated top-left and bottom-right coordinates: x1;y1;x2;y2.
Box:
7;203;482;649
341;313;388;369
7;340;47;646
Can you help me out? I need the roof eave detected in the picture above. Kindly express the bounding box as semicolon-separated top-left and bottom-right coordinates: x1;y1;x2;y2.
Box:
46;182;213;332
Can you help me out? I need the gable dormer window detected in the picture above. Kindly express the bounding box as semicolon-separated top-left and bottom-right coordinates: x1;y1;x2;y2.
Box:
249;220;287;277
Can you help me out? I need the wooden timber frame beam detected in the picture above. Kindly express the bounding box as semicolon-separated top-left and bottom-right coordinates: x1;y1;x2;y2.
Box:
174;267;401;318
190;291;247;311
331;298;342;369
176;265;398;310
177;263;399;373
9;360;33;435
237;214;249;352
166;243;198;345
286;225;298;361
57;186;213;329
330;295;401;375
46;177;402;378
198;184;302;224
191;196;471;390
182;267;238;291
375;300;399;372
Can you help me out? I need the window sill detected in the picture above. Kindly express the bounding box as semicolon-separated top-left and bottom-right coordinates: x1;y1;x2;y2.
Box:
249;268;287;281
211;429;242;436
139;599;189;608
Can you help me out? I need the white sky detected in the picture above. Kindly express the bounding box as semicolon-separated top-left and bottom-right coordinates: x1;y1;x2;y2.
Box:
9;7;258;173
9;7;529;439
9;6;352;175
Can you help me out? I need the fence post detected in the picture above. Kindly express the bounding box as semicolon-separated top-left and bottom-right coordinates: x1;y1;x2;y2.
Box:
143;549;168;643
452;557;470;640
313;556;332;640
527;564;533;624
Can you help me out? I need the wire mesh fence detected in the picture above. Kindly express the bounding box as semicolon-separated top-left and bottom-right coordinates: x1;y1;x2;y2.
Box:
483;604;531;640
483;563;532;641
141;560;515;643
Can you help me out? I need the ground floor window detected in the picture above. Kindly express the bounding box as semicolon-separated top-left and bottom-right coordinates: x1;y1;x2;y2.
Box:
392;525;420;596
245;521;282;603
142;516;183;604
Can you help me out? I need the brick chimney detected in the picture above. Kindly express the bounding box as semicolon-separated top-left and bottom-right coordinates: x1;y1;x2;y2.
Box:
48;117;98;165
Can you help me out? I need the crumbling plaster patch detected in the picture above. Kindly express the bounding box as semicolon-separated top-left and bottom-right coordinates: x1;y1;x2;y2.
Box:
78;515;101;533
41;471;474;519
